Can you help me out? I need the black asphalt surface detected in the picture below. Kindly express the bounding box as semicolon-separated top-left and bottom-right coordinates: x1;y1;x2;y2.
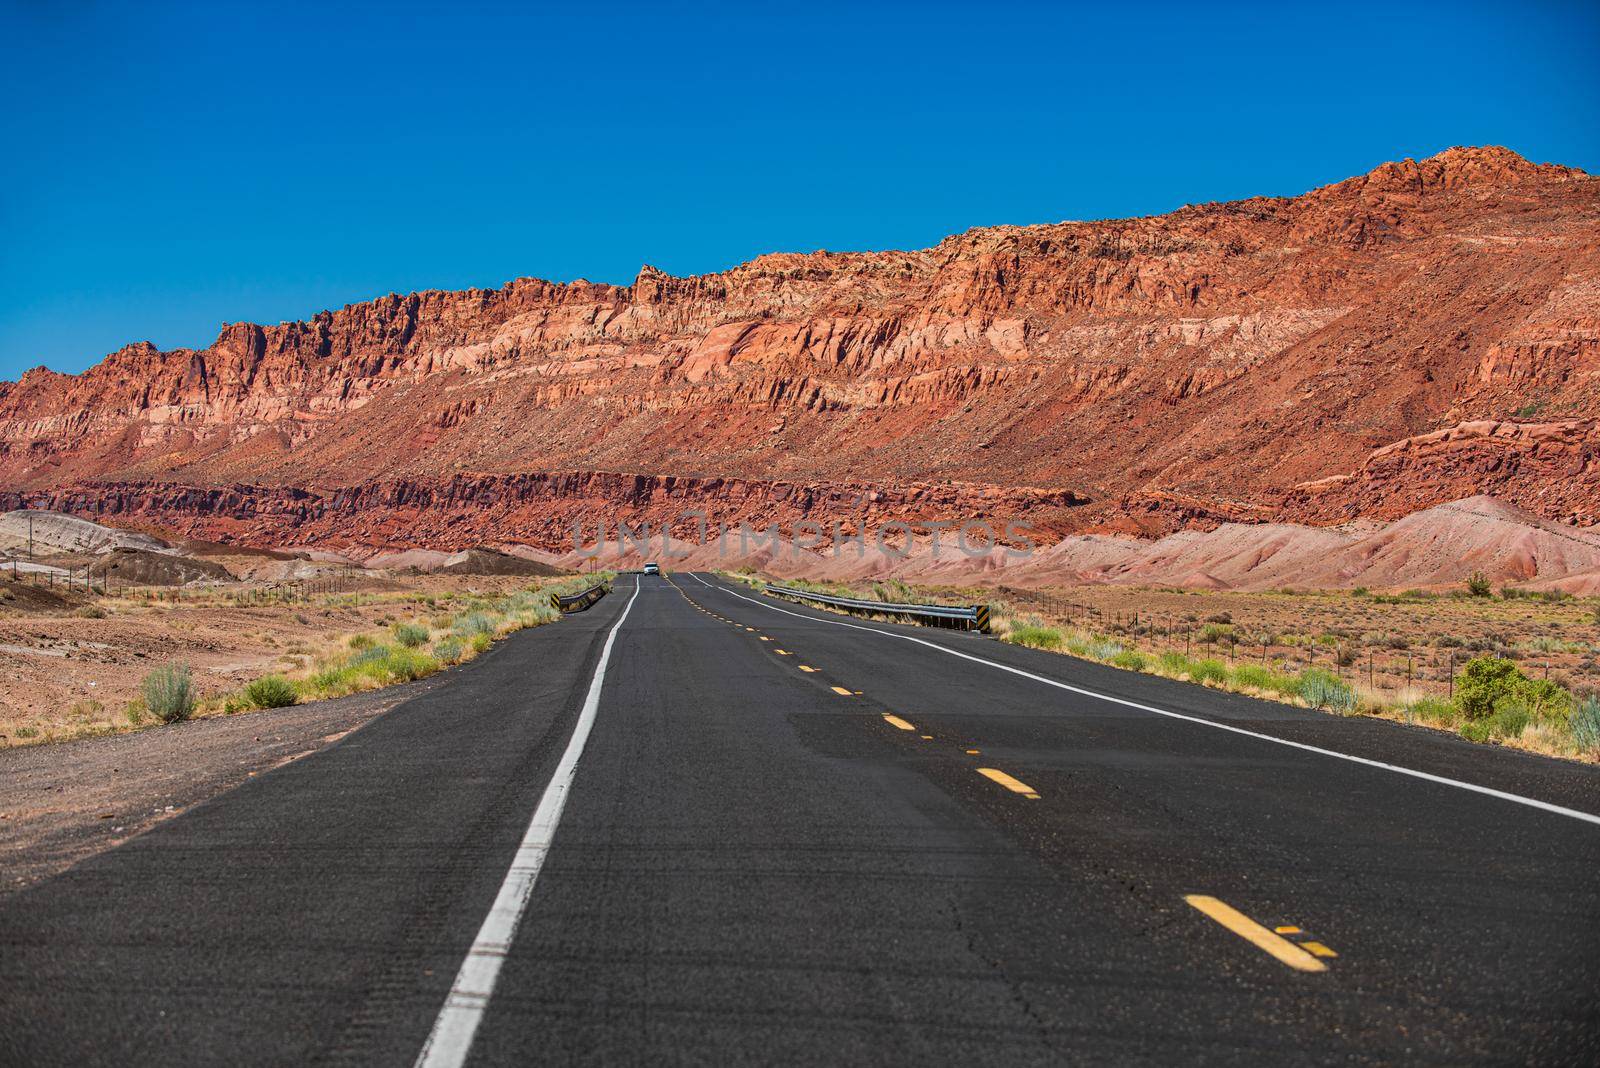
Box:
3;572;1599;1065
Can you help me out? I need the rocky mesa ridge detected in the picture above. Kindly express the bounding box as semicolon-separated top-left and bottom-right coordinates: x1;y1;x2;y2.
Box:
1;145;1597;552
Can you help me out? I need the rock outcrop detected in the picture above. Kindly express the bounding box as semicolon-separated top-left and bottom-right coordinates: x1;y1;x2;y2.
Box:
1;146;1596;549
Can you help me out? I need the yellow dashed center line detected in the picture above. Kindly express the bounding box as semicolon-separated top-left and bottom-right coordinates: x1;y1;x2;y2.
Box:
883;714;916;731
976;767;1040;799
1301;941;1338;958
774;649;791;655
965;749;981;755
799;665;818;673
830;686;853;696
1183;896;1329;973
759;636;771;642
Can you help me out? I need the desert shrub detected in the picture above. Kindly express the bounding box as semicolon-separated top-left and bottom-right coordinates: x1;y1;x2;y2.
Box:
1004;624;1063;650
1351;586;1369;597
453;612;498;637
1298;668;1355;713
1110;649;1147;671
243;674;298;709
431;613;454;630
1198;622;1233;644
351;644;394;667
1404;695;1458;726
347;633;376;650
1455;656;1528;720
1488;697;1532;739
469;632;493;654
1190;659;1228;686
309;665;361;695
75;604;107;619
383;647;439;682
124;700;146;726
1518;677;1573;725
1231;664;1290;693
432;636;466;664
1089;640;1124;661
142;663;196;724
1572;697;1600;755
1205;612;1233;625
392;622;430;648
1230;663;1270;689
1157;651;1192;675
1466;571;1492;597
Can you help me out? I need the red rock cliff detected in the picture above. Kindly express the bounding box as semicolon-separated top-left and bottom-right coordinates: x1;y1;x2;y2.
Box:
2;146;1596;548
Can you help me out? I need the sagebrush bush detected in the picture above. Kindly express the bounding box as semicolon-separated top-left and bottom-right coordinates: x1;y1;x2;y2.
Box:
142;663;196;724
1190;659;1228;686
351;644;394;667
244;674;298;709
1298;669;1355;713
392;622;429;648
1571;696;1600;755
432;636;466;664
347;633;376;650
453;612;498;637
1089;640;1124;661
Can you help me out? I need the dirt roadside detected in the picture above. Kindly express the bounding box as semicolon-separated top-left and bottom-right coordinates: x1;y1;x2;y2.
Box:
0;677;444;897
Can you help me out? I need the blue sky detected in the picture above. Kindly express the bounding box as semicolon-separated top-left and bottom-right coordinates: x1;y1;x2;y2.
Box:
2;0;1597;381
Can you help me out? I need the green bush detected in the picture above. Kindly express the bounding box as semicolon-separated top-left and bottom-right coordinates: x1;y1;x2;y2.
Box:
1198;622;1233;644
142;663;195;724
1004;624;1063;650
347;633;376;650
1089;640;1124;661
1110;649;1147;671
243;674;298;709
392;622;430;648
1572;697;1600;755
1230;664;1273;690
432;636;466;664
1190;659;1228;685
1466;571;1492;597
1488;698;1531;739
1298;668;1355;713
382;647;439;682
1405;696;1459;727
1157;651;1191;675
1455;656;1527;720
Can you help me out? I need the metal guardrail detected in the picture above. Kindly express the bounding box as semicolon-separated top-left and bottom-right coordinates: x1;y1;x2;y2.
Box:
764;584;991;633
551;581;610;613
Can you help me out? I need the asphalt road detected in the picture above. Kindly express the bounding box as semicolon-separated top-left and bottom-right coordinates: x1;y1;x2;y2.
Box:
3;572;1598;1065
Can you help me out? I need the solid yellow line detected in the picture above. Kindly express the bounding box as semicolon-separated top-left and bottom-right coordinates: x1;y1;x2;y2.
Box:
883;714;916;731
976;767;1039;798
1184;896;1328;973
830;686;853;696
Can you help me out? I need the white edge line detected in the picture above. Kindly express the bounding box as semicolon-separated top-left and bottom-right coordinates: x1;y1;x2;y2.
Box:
415;577;641;1068
697;574;1600;829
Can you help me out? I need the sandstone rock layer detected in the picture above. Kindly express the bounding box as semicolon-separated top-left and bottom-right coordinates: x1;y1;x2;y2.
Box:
2;146;1597;550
